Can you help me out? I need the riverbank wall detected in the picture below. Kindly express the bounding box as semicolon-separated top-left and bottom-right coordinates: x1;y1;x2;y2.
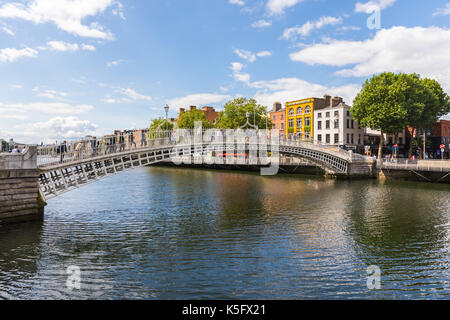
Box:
378;168;450;183
0;146;45;224
153;159;450;184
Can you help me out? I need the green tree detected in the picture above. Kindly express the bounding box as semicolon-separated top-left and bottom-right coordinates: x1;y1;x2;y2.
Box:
147;117;174;139
397;74;450;157
215;97;272;129
149;117;174;131
352;72;410;159
177;109;214;129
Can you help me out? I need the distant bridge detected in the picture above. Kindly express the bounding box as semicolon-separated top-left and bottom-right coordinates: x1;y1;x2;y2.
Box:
36;130;376;201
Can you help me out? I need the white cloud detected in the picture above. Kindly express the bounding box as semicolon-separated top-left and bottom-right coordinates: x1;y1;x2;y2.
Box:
433;3;450;16
231;62;250;83
107;59;123;67
289;26;450;91
249;77;361;108
167;93;231;107
281;16;343;40
10;84;22;89
0;102;93;115
0;0;118;39
103;87;152;103
0;47;38;63
355;0;396;13
267;0;303;15
44;41;96;52
1;26;14;36
112;1;125;20
234;48;272;63
32;87;68;100
251;19;272;29
229;0;245;6
117;88;151;101
256;50;272;57
234;48;256;63
14;116;98;143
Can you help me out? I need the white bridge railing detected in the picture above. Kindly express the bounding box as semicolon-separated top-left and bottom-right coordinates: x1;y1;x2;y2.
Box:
37;129;370;170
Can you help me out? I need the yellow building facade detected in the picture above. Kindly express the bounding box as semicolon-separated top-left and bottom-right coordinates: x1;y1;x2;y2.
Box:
285;97;326;139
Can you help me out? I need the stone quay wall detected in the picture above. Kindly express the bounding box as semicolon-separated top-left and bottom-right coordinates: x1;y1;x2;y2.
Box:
0;146;45;223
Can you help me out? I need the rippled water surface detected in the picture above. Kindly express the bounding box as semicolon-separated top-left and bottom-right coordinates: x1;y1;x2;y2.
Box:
1;167;450;299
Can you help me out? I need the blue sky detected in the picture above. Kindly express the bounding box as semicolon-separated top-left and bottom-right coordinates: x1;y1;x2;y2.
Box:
0;0;450;143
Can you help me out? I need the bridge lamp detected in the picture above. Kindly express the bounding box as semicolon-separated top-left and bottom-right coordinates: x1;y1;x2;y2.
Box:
164;104;170;131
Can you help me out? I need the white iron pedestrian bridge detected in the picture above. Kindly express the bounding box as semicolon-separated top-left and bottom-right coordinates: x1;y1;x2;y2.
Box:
37;130;376;201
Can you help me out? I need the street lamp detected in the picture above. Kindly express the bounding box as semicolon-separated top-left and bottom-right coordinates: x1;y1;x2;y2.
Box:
164;104;170;131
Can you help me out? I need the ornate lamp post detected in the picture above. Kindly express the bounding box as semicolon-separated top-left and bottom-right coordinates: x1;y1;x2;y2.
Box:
164;104;170;131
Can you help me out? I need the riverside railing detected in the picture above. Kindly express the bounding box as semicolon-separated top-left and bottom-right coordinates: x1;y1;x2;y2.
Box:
380;159;450;172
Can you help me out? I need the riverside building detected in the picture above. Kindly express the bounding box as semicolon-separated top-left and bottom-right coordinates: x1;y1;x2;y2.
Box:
313;98;364;151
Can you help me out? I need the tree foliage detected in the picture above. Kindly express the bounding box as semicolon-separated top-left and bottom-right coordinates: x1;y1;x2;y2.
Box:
215;97;272;129
149;117;174;131
177;109;214;129
351;72;450;158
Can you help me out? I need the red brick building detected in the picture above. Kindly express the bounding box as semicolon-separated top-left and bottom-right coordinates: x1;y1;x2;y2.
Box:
269;102;285;136
178;106;219;125
432;119;450;158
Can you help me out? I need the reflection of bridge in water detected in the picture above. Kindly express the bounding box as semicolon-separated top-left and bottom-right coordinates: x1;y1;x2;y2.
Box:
36;130;377;201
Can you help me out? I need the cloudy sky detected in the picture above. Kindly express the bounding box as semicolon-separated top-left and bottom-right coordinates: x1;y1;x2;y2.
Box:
0;0;449;143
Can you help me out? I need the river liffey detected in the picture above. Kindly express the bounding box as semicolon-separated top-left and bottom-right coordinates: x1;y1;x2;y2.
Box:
1;167;450;299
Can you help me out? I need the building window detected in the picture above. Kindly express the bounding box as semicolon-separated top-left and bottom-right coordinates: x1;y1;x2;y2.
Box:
334;111;339;117
351;134;354;144
318;113;322;118
326;134;330;144
326;112;330;118
281;114;284;120
289;109;294;116
296;107;302;115
347;134;350;144
351;120;354;129
318;121;322;130
318;134;322;143
272;124;276;129
305;117;311;127
334;134;339;144
347;119;350;129
289;119;294;128
281;123;284;130
326;120;330;129
399;137;403;145
297;118;302;128
305;106;311;114
334;119;339;129
273;116;276;121
347;110;350;117
358;134;361;145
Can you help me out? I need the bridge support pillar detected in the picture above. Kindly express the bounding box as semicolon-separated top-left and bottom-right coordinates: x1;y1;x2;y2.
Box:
0;146;45;224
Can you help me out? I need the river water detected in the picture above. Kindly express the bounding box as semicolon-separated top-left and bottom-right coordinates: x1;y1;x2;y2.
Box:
1;167;450;300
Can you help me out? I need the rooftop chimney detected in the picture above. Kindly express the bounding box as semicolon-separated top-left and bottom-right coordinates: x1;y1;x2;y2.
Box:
323;95;331;107
331;96;343;108
179;108;185;114
273;102;282;112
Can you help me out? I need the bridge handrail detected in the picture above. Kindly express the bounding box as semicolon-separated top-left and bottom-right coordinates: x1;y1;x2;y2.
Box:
37;129;374;169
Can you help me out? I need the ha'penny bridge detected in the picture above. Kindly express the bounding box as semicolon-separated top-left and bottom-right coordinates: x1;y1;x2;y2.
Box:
35;130;376;201
2;129;449;223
